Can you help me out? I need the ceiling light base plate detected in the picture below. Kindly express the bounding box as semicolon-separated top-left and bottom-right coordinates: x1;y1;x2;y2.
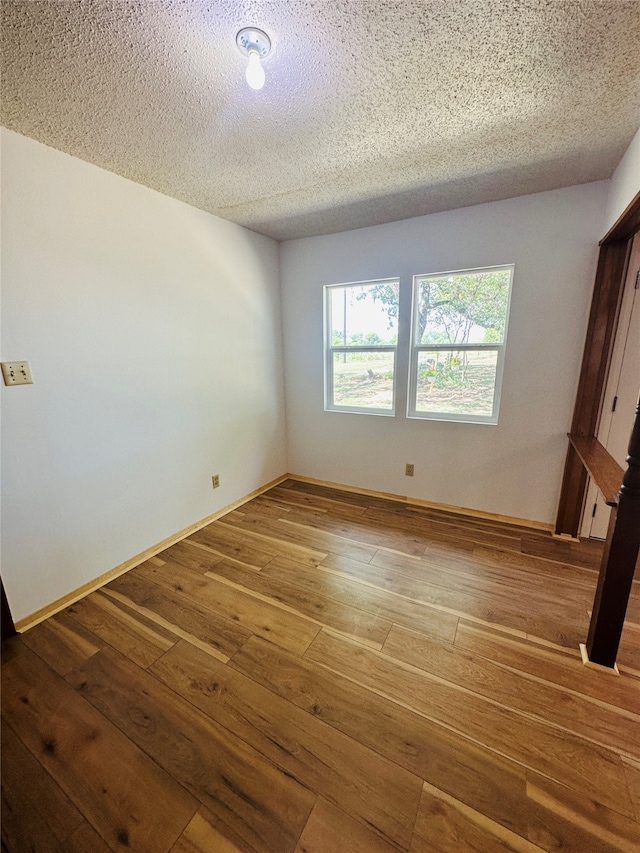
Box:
236;28;271;59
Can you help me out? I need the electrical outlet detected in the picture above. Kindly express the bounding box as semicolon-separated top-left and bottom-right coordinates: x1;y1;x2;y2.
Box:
1;361;34;386
212;474;220;489
405;463;414;477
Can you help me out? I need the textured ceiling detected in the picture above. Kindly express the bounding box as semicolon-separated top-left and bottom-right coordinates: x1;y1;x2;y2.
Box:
2;1;639;241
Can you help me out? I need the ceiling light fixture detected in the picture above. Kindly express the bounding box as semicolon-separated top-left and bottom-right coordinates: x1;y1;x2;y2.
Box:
236;27;271;91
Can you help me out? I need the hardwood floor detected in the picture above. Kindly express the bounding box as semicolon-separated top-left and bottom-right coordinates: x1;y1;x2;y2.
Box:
2;478;640;852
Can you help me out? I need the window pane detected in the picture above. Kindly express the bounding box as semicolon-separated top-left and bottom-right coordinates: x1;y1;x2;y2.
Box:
329;281;398;347
414;349;498;416
414;269;511;346
332;351;395;410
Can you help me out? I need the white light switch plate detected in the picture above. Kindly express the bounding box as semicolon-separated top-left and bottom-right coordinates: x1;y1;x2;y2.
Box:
1;361;34;385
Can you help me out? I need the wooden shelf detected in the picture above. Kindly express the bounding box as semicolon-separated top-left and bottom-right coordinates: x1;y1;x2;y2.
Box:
568;435;624;507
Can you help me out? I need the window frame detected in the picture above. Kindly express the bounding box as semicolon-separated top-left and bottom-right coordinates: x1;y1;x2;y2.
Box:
324;278;399;416
407;264;514;425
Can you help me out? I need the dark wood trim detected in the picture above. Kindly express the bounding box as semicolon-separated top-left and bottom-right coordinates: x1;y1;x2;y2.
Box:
554;191;640;537
554;444;589;538
570;241;630;438
585;403;640;668
1;577;17;642
568;435;623;507
601;189;640;245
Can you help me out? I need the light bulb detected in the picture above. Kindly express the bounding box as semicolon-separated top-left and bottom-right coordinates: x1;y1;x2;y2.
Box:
236;28;271;90
245;49;265;90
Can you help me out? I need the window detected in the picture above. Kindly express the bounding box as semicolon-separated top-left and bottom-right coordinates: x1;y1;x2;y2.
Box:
324;279;399;414
408;265;513;423
323;266;513;423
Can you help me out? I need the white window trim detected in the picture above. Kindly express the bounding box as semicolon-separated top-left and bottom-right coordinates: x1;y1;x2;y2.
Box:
324;279;399;416
407;264;514;425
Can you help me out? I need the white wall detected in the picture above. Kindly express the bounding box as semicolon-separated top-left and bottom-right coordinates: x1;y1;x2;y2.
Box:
603;127;640;234
1;129;286;622
280;183;608;525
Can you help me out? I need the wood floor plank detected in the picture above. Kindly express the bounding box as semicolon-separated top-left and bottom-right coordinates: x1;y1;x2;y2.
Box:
473;548;632;617
525;611;589;651
525;772;640;853
364;499;522;540
454;620;640;716
263;557;459;643
521;532;603;569
410;781;545;853
304;631;635;818
170;808;258;853
422;537;476;559
0;634;23;668
134;558;320;655
151;639;421;850
382;624;640;758
230;636;533;839
372;547;530;601
158;540;224;574
228;495;297;519
222;512;378;563
56;821;113;853
64;589;176;668
363;506;523;553
205;558;393;647
418;551;597;616
278;479;397;511
471;544;601;585
190;523;279;568
368;547;469;580
618;621;640;672
427;558;592;650
214;518;327;566
621;756;640;822
105;571;251;660
1;641;197;853
20;610;104;676
273;505;430;557
294;798;401;853
2;781;60;853
68;646;316;853
402;503;539;538
321;551;528;634
267;484;370;518
360;494;528;532
1;719;83;845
